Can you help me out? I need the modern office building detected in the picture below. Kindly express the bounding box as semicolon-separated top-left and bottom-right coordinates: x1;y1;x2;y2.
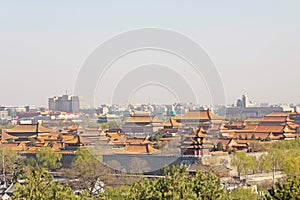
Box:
48;94;80;113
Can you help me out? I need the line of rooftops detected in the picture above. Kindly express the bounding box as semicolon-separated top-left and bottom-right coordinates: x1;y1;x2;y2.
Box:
1;109;300;157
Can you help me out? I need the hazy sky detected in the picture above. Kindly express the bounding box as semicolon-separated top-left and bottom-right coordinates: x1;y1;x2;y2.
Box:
1;1;300;107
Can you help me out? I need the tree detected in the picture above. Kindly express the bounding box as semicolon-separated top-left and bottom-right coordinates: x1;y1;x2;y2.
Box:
192;169;229;199
36;146;62;170
266;176;300;199
66;153;113;195
127;165;229;200
73;147;96;162
12;167;79;200
265;148;285;184
101;185;131;200
250;142;266;152
231;187;258;200
12;155;27;182
0;146;19;185
257;154;272;173
283;156;300;176
231;152;255;176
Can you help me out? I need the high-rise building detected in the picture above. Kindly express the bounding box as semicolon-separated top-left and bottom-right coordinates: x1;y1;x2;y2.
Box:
48;94;80;113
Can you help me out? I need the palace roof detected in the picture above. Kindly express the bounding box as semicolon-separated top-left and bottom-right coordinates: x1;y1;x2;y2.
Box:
265;111;291;117
125;116;162;123
1;131;19;141
63;135;91;144
254;125;286;133
163;117;182;127
116;143;160;154
180;110;223;121
5;123;57;134
260;116;289;123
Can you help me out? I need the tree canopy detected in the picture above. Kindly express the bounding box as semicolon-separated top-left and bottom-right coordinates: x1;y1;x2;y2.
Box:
36;146;62;170
12;167;80;200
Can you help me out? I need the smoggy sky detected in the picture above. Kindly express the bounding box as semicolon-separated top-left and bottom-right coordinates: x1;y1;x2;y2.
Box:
1;1;300;107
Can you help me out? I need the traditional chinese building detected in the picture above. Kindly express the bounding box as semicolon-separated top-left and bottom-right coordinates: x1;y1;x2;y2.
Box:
222;111;298;141
180;127;214;157
122;111;163;134
3;123;59;143
175;110;224;131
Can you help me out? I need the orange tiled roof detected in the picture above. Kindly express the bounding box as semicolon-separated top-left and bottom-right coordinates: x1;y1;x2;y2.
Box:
230;121;244;127
195;127;207;138
164;117;181;127
61;135;75;141
287;122;299;130
117;143;160;154
0;143;19;149
28;147;37;152
5;123;57;134
106;132;122;139
265;112;291;117
244;117;263;123
64;135;91;144
181;110;223;121
1;131;19;141
269;133;284;140
244;124;258;130
125;137;147;144
51;142;62;151
261;116;288;123
69;124;78;131
125;116;152;123
232;132;269;139
254;125;285;133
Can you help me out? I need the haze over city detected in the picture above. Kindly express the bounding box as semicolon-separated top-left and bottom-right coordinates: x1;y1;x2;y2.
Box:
1;1;300;106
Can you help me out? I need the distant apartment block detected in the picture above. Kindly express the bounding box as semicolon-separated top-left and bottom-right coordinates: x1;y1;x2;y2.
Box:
48;95;80;113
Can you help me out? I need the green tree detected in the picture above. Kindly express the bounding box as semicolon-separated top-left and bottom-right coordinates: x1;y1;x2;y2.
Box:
283;156;300;176
266;176;300;199
36;146;62;170
192;169;229;199
266;148;285;184
127;165;229;200
257;154;272;173
73;147;96;162
231;187;258;200
231;152;255;176
12;167;79;200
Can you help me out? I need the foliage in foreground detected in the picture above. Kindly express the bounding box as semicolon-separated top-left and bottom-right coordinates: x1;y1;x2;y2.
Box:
11;163;300;200
104;165;229;200
11;167;80;200
266;176;300;200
